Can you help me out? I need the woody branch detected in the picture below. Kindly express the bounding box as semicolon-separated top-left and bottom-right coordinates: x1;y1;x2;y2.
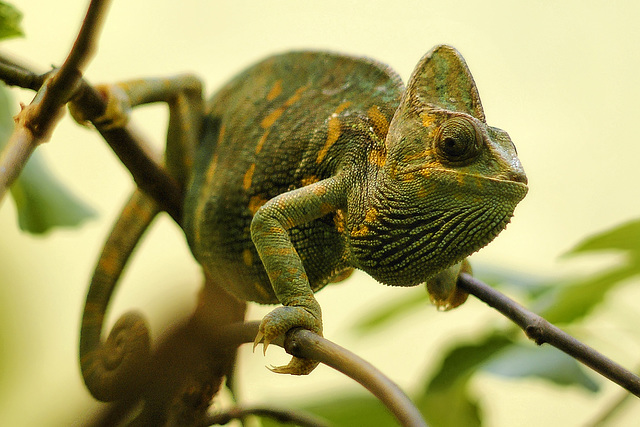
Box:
0;0;112;203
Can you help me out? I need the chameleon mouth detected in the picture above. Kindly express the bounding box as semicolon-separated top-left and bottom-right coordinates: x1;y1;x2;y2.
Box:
398;166;528;192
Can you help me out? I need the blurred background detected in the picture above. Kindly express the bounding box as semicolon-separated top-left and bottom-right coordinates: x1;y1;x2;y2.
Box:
1;1;640;425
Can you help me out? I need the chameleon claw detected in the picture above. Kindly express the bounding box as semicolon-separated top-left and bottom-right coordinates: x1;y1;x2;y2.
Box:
253;331;264;352
262;337;271;355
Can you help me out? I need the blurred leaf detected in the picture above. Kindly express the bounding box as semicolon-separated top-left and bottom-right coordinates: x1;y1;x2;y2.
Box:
567;218;640;258
425;334;513;391
0;1;23;40
419;380;482;427
484;344;599;392
415;334;512;427
534;265;637;325
525;219;640;324
474;264;553;299
282;394;398;427
353;288;430;333
0;84;96;233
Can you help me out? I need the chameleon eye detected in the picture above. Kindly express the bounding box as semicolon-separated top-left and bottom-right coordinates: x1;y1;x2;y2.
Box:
435;117;482;163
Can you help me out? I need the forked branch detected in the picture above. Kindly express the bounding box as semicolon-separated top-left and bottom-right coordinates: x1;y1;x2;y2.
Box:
0;0;112;203
0;56;184;222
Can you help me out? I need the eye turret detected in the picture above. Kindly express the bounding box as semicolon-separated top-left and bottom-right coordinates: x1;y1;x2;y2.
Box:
435;117;482;164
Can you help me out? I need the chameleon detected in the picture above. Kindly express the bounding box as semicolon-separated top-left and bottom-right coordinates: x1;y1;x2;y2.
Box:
75;45;527;401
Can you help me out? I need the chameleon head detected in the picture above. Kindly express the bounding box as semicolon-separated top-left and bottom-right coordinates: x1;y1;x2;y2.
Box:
349;45;528;287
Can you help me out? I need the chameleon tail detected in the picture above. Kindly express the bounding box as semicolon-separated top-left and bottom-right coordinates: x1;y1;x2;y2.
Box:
79;189;160;402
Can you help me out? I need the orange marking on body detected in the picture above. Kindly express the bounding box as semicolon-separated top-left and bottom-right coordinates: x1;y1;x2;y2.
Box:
364;206;378;223
261;85;310;129
367;105;390;137
333;101;352;115
312;184;328;196
266;79;283;101
218;123;226;144
205;153;219;185
301;175;320;186
242;248;254;267
255;129;270;154
287;267;301;275
350;224;369;237
261;107;285;129
317;101;352;163
316;117;340;164
421;112;436;128
243;163;256;190
264;246;295;256
368;149;386;167
248;195;268;215
284;85;310;107
333;209;346;234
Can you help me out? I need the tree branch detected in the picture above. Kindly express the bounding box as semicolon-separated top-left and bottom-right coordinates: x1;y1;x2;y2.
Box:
201;405;329;427
215;321;428;427
457;272;640;397
0;0;112;203
0;57;184;223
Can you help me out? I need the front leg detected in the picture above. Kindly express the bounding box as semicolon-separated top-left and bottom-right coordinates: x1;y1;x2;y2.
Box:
251;176;346;375
425;259;471;310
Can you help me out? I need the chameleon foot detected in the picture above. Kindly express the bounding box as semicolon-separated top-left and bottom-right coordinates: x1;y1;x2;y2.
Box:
254;305;322;375
426;259;471;310
268;355;319;375
69;84;131;129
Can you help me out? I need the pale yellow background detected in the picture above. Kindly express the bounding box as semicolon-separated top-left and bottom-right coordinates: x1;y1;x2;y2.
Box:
1;1;640;425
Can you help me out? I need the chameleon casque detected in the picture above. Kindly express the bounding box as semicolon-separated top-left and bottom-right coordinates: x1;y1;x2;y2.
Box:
77;45;527;401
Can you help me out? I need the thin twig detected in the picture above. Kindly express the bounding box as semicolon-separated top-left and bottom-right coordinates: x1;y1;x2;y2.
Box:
0;58;184;223
202;405;329;427
458;272;640;397
0;0;112;203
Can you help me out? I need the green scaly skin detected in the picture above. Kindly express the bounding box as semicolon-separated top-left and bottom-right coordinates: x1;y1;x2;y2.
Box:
183;45;527;374
77;45;528;400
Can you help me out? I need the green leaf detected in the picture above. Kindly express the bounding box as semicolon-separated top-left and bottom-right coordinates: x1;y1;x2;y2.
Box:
534;265;637;324
474;264;553;299
0;85;96;233
567;218;640;258
416;334;513;427
419;380;482;427
284;393;399;427
483;344;599;392
0;2;24;40
425;334;513;392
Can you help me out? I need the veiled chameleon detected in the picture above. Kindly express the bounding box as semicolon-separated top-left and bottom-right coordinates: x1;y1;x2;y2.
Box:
77;45;527;400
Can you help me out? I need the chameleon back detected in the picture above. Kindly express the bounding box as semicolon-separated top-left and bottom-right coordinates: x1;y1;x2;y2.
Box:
183;51;404;304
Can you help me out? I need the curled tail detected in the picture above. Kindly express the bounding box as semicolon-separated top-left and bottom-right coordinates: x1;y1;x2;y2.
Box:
79;190;160;402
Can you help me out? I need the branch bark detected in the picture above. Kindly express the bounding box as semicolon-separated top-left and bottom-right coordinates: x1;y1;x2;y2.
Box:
0;0;112;203
457;272;640;397
0;57;184;223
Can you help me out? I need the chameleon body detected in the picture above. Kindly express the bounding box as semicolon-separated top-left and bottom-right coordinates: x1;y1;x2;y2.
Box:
77;45;527;400
183;46;527;374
